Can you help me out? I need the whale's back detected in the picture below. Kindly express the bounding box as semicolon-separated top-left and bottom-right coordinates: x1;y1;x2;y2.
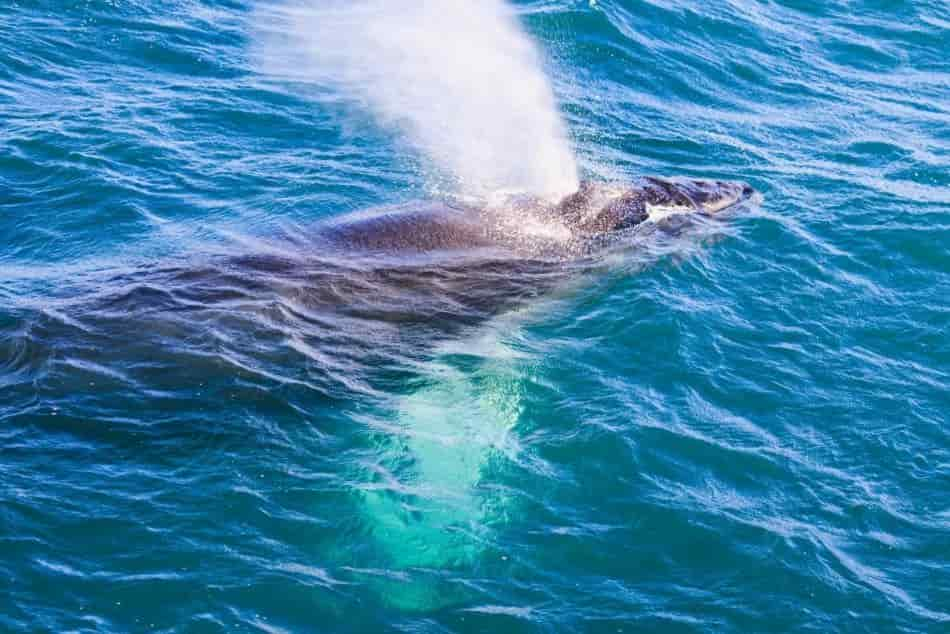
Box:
322;203;498;254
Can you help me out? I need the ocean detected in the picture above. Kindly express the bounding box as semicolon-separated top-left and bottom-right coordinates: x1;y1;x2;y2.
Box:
1;0;948;631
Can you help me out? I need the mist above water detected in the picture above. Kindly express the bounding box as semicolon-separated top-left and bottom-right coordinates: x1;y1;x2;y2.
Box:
258;0;579;201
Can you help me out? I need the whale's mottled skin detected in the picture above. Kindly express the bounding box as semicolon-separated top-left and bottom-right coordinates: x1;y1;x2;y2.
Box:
319;178;754;256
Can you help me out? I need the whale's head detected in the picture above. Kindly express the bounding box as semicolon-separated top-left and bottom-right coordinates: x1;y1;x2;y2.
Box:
556;178;755;236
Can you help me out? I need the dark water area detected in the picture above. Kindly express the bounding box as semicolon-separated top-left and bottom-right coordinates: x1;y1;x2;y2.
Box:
2;1;949;631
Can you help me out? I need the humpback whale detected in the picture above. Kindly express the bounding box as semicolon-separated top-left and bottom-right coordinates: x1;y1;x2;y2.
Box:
11;177;756;403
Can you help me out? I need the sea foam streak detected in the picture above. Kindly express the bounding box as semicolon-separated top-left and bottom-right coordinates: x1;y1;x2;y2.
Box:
257;0;579;201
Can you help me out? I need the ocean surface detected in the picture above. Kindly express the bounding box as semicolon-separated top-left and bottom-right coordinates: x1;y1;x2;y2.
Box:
2;0;949;631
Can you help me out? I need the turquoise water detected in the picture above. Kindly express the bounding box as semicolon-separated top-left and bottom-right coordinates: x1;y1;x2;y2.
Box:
2;0;949;631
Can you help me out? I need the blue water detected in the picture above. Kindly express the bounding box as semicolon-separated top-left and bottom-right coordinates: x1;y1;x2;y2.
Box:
2;1;949;631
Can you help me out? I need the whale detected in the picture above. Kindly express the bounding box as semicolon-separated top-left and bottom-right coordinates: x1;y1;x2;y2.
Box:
8;177;756;405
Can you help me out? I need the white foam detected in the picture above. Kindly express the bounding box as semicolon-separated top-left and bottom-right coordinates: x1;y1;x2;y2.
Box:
645;203;695;223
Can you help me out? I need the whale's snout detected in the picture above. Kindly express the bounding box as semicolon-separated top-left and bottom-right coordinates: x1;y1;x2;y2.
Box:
655;178;755;215
553;178;757;237
714;180;756;212
636;178;754;225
